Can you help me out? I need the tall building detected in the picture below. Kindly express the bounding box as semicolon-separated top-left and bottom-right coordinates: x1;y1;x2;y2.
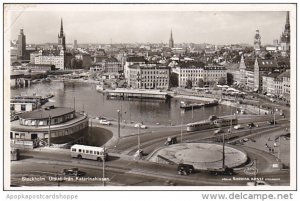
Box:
253;29;261;52
17;29;26;60
280;11;290;53
73;40;78;49
58;18;66;50
169;29;174;48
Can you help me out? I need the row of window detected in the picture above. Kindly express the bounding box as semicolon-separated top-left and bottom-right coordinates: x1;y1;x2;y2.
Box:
71;148;102;155
19;113;75;126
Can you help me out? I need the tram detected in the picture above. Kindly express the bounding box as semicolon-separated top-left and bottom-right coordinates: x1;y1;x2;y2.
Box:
186;117;238;132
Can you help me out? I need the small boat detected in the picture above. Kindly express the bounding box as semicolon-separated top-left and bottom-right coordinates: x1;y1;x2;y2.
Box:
203;100;218;107
180;101;204;110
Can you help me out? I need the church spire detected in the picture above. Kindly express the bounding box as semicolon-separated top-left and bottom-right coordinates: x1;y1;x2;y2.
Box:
169;29;174;48
60;18;64;37
58;18;66;51
285;11;290;32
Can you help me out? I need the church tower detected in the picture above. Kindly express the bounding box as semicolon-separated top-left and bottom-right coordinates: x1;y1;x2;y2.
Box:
169;29;174;48
58;18;66;50
280;11;290;53
17;29;26;60
254;29;261;53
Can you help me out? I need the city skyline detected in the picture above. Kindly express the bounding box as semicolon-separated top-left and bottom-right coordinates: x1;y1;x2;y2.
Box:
7;8;288;45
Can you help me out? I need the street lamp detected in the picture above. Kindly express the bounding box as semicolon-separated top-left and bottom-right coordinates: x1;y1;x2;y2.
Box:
117;110;121;138
180;110;184;143
102;146;106;186
48;115;51;147
136;123;141;151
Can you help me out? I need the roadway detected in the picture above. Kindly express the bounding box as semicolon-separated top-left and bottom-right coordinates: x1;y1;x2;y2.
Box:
10;116;290;187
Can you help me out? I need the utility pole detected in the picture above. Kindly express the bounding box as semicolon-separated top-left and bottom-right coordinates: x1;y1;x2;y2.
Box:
191;105;194;120
254;158;257;181
180;110;184;143
137;124;141;151
48;115;51;147
73;97;76;111
273;108;276;127
222;131;225;169
102;146;105;186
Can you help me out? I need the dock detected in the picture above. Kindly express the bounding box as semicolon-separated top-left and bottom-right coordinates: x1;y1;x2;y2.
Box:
105;88;169;100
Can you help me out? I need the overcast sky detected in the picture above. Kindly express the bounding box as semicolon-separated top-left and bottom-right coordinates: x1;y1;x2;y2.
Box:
6;6;288;45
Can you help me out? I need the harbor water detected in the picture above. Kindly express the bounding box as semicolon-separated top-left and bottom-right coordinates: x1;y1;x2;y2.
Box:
11;81;233;125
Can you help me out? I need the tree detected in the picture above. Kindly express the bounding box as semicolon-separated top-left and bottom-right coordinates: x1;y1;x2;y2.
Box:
218;77;226;85
197;78;204;88
227;73;234;86
170;72;178;87
186;79;193;89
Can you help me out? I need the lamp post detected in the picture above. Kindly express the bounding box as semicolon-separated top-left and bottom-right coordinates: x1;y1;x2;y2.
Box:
180;110;184;143
222;131;225;169
117;110;121;138
137;124;141;151
273;108;276;127
48;115;51;147
102;146;106;186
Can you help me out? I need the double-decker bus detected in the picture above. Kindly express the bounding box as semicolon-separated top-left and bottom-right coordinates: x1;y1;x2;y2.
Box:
70;144;108;161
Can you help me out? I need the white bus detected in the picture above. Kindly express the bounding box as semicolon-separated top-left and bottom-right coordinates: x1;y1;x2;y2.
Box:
70;144;108;161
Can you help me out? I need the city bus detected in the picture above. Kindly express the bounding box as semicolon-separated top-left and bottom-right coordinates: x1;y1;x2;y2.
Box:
70;144;108;161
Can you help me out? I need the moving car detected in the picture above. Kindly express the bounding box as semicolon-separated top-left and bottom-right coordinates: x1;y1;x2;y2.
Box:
62;168;85;176
177;164;195;175
208;167;234;176
99;119;111;125
134;124;147;129
165;137;177;145
267;120;277;125
234;124;243;130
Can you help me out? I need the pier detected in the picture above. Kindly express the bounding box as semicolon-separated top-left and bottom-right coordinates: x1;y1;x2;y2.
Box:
105;88;169;100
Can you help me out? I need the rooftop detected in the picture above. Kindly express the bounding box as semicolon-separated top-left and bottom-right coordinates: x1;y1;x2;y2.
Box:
19;106;74;120
126;56;146;63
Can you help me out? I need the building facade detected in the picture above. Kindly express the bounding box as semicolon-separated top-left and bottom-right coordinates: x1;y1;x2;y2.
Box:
127;63;170;90
173;62;227;87
33;50;66;70
124;56;146;79
10;106;88;143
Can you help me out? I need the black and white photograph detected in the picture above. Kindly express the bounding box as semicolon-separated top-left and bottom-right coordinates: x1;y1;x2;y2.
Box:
3;3;296;192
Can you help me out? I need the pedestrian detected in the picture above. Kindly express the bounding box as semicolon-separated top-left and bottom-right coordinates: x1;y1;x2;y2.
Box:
269;148;271;152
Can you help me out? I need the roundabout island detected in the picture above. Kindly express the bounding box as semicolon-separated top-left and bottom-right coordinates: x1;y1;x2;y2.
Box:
148;143;248;170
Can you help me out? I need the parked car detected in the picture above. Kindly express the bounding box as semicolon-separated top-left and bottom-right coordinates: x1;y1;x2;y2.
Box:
99;119;111;125
214;128;224;134
248;122;256;128
246;181;270;186
177;163;195;175
62;168;85;176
